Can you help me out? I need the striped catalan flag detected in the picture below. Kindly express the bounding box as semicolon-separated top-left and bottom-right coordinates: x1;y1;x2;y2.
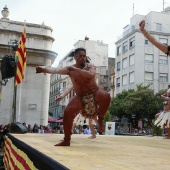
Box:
15;25;26;85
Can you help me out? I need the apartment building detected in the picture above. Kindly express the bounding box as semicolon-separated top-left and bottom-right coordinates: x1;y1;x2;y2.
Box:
115;8;170;96
49;50;74;119
108;57;115;98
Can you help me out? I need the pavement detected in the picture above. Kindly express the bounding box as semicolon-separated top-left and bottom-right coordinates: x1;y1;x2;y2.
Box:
12;133;170;170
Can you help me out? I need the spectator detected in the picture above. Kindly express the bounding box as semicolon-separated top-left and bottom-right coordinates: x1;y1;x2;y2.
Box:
44;125;52;133
59;125;64;134
52;126;60;133
27;124;33;133
38;125;44;133
32;123;38;133
84;125;91;134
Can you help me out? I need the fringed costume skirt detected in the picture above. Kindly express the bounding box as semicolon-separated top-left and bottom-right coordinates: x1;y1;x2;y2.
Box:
154;110;170;128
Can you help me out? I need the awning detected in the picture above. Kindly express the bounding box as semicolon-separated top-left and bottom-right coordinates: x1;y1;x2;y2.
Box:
48;116;63;123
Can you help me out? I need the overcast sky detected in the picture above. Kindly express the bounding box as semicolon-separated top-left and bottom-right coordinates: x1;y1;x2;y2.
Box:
1;0;169;66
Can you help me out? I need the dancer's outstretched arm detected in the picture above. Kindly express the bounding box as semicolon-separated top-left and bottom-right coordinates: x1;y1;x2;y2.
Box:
139;20;169;55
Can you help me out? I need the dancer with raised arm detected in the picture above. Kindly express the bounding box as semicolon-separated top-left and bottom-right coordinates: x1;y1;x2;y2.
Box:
139;20;170;138
139;20;170;55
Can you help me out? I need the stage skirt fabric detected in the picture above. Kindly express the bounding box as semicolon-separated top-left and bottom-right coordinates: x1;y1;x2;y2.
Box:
4;135;38;170
154;110;170;128
3;134;69;170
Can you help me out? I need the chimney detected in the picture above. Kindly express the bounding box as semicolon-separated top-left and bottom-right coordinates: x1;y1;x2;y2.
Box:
85;36;89;41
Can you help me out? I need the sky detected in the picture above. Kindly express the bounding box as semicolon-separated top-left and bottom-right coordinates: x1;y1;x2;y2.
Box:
1;0;169;66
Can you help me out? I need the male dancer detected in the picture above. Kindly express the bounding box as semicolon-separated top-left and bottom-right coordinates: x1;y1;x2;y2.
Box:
36;48;110;146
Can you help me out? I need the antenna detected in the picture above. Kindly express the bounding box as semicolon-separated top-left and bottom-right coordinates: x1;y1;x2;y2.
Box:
163;0;165;10
132;3;134;16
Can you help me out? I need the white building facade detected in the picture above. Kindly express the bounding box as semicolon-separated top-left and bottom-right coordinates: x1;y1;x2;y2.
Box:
0;6;57;126
115;8;170;96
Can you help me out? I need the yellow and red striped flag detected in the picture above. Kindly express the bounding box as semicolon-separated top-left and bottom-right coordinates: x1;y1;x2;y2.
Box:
15;25;26;85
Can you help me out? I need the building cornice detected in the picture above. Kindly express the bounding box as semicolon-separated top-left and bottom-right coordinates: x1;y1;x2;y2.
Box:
116;29;170;44
0;19;53;31
0;28;55;42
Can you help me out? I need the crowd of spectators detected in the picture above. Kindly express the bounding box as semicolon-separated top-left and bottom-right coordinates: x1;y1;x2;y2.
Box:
24;123;64;134
0;123;65;151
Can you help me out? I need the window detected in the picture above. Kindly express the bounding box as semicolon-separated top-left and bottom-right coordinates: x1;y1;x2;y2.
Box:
145;40;151;45
101;76;107;83
63;82;66;88
159;73;168;82
122;41;128;53
129;54;134;66
117;77;120;87
122;58;127;68
160;38;168;45
59;82;62;90
129;72;134;83
117;46;121;56
122;74;127;85
129;37;135;48
159;55;168;64
156;23;162;31
117;61;121;71
145;54;153;63
145;72;153;81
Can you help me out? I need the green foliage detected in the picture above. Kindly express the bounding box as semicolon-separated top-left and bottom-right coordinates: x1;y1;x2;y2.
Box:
104;110;112;122
109;83;164;120
109;89;134;118
48;111;53;116
152;121;163;136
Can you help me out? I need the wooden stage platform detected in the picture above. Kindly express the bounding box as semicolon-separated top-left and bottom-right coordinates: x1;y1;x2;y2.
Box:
11;133;170;170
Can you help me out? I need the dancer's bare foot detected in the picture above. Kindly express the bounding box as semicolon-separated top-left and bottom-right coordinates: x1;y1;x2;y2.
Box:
54;138;70;146
88;135;96;139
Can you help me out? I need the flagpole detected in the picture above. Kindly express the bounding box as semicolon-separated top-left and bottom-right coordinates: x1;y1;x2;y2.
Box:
17;83;22;122
11;42;18;123
14;24;26;123
12;77;17;123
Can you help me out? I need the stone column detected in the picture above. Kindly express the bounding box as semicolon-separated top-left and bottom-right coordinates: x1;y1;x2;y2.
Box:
40;74;50;125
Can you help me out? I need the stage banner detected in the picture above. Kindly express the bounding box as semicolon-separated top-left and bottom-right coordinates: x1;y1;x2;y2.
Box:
105;122;115;135
3;134;69;170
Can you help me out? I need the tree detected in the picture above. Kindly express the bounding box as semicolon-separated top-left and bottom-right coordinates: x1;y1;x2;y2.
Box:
109;89;134;119
104;110;112;122
109;84;164;120
48;111;53;116
123;84;159;119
